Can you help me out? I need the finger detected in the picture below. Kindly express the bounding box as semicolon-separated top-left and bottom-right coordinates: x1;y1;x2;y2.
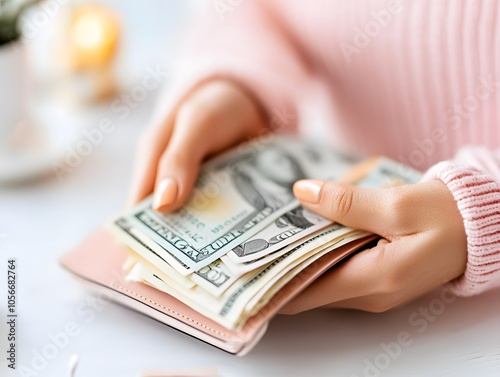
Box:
152;147;203;213
314;230;463;313
279;239;395;315
320;294;405;313
152;81;267;212
320;296;381;311
293;180;399;237
152;104;213;212
127;115;175;207
322;282;431;313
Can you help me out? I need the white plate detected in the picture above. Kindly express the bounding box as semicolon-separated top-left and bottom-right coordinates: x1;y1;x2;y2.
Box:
0;99;82;184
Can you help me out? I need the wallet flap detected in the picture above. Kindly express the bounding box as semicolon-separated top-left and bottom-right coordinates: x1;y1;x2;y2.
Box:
60;229;376;355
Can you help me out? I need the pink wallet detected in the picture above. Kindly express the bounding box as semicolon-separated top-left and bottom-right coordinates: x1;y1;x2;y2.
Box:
61;230;375;355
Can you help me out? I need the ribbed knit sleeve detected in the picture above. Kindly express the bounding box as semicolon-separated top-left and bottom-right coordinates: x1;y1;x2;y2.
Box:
423;150;500;296
151;1;313;133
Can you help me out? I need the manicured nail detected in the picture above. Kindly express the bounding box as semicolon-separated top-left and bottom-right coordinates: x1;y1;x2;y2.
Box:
293;180;324;204
153;177;178;211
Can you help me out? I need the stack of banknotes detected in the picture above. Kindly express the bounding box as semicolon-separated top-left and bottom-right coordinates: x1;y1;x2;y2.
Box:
108;137;420;331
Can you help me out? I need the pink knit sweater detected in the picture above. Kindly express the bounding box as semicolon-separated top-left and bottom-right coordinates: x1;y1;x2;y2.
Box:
160;0;500;296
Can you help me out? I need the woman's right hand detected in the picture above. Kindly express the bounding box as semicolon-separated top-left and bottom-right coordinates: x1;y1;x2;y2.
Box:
127;79;267;212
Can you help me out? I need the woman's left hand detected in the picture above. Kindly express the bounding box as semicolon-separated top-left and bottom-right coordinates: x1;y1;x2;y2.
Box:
280;179;468;314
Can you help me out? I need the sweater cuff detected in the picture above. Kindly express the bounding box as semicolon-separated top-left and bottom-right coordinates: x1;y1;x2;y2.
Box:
422;162;500;296
149;57;299;136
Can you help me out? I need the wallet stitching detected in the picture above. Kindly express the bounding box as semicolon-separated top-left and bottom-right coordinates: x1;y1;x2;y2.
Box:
109;281;232;339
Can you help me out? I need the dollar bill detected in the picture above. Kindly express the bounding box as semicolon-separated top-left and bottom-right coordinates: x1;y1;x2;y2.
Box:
221;224;355;275
190;258;255;297
118;220;250;296
352;157;421;188
110;218;195;285
224;207;331;264
116;139;423;331
116;217;255;296
219;229;370;330
223;157;422;268
109;218;192;275
127;225;370;330
242;232;369;318
112;137;353;273
126;262;230;326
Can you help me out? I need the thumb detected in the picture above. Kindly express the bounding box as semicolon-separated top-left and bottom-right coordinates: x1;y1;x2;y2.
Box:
152;145;202;213
293;180;393;236
152;109;207;213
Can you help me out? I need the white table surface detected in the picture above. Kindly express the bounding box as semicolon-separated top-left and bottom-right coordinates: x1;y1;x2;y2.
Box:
2;2;500;377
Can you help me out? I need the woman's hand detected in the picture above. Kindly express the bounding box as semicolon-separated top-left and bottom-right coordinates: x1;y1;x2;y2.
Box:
280;179;468;314
128;80;267;212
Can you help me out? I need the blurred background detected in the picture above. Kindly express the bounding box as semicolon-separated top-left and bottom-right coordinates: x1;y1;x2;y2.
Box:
0;0;187;185
0;2;196;373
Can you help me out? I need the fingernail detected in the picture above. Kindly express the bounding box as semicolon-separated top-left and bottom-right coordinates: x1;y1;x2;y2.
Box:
293;180;324;204
153;178;178;211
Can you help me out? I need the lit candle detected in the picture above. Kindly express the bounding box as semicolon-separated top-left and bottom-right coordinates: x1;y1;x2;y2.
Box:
70;4;120;71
